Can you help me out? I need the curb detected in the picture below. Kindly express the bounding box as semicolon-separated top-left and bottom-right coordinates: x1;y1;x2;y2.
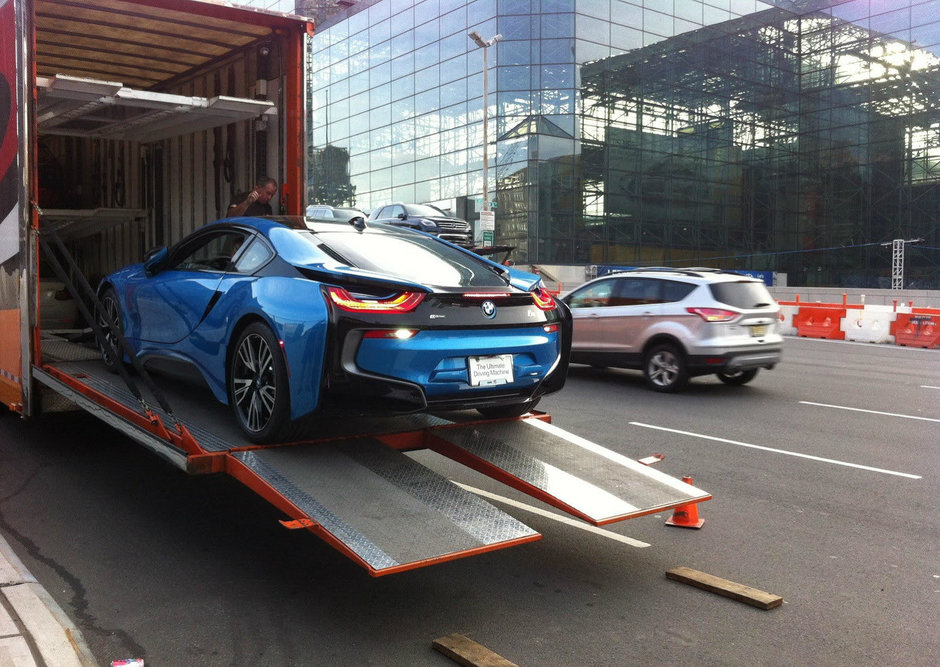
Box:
0;533;98;666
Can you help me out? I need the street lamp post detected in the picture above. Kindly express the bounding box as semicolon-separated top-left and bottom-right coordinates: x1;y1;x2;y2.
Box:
468;30;502;223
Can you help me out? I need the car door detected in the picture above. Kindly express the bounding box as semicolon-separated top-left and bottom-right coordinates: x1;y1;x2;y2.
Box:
566;276;663;359
565;277;623;352
129;229;248;344
611;277;664;356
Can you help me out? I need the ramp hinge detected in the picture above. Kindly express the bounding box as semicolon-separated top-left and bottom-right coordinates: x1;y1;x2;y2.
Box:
279;518;316;530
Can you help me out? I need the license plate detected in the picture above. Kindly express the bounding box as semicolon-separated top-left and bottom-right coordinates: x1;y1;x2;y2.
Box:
751;324;768;337
468;354;514;386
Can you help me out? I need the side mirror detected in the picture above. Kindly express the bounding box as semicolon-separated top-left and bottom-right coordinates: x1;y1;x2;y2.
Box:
144;246;169;277
397;212;408;220
348;216;366;232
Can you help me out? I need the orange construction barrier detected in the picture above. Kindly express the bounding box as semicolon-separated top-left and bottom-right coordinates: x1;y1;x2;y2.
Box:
665;476;705;529
794;305;848;340
892;311;940;349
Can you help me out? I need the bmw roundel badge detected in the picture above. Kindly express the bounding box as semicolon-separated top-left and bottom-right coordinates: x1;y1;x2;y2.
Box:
481;300;497;319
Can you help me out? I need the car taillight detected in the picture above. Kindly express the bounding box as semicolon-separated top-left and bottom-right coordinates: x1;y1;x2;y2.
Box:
362;329;419;340
532;287;556;310
327;287;425;313
687;307;738;322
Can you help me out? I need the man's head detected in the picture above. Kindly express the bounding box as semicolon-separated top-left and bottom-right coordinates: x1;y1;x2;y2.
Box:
255;177;278;204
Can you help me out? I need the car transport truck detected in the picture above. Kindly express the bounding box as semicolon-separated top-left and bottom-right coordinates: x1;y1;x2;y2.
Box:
0;0;709;576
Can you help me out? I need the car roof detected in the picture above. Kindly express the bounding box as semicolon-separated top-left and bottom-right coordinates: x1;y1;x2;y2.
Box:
599;267;763;283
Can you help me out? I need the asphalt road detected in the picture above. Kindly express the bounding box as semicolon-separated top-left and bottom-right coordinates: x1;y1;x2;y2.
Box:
0;337;937;665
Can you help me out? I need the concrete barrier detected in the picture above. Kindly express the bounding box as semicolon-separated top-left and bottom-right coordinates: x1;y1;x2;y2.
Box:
841;305;896;344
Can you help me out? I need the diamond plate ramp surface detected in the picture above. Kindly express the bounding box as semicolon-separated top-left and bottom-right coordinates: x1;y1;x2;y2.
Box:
229;438;540;576
428;417;711;525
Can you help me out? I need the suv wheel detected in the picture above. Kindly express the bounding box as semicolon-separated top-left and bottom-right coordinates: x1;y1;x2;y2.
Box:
717;369;758;386
644;343;688;393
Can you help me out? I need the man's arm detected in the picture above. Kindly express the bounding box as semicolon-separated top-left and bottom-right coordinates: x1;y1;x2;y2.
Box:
228;190;260;217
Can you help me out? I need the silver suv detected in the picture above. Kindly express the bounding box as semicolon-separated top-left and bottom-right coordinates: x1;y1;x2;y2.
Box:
562;268;782;391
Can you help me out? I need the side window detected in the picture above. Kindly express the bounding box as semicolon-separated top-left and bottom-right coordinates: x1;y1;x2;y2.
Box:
233;238;274;274
619;278;662;305
567;279;617;308
390;205;405;218
172;232;246;272
662;279;695;303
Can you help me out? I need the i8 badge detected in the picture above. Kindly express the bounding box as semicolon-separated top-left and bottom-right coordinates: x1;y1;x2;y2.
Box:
481;300;497;319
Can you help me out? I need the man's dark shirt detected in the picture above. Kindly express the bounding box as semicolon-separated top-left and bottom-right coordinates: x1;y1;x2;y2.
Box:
231;192;273;217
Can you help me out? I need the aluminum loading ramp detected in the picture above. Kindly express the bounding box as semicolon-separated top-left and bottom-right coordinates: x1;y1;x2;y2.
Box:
427;419;711;525
34;342;711;577
228;442;540;576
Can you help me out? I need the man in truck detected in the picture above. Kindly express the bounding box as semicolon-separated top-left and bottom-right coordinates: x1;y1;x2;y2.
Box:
227;177;278;217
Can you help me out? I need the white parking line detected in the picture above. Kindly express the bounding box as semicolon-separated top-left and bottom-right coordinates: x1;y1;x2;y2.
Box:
629;422;922;479
454;482;652;548
921;385;940;390
800;400;940;423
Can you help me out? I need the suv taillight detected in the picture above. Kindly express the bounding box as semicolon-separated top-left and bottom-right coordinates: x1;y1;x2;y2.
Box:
687;307;737;322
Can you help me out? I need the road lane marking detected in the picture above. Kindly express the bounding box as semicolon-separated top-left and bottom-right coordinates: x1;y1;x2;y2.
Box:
454;482;651;548
921;385;940;390
629;422;921;479
800;400;940;423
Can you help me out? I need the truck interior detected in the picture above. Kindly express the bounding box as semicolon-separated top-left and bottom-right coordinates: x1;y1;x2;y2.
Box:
32;0;306;333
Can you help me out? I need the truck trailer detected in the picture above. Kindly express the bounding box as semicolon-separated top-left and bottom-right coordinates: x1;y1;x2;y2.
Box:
0;0;709;576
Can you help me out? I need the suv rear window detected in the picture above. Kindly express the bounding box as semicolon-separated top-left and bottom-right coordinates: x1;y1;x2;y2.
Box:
708;281;775;309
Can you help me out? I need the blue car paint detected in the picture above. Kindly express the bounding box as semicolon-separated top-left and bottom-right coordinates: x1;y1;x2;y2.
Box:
105;261;330;421
355;327;561;398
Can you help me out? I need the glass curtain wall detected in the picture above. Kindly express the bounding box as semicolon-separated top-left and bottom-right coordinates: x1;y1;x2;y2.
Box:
305;0;939;287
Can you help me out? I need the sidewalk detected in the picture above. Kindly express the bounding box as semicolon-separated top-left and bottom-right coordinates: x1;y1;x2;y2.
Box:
0;533;97;666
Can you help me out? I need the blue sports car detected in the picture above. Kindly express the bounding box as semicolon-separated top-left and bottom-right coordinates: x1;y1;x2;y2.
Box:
97;216;571;442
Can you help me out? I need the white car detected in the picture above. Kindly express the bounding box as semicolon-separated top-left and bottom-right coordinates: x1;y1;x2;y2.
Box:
562;268;782;391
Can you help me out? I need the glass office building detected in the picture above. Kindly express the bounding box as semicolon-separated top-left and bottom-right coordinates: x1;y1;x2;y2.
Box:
296;0;939;287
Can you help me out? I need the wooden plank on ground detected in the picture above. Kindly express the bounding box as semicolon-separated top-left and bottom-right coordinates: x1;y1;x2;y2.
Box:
666;566;783;610
432;633;518;667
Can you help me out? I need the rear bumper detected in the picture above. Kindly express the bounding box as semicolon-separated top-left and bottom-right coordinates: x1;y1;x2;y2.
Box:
688;348;782;374
324;325;567;413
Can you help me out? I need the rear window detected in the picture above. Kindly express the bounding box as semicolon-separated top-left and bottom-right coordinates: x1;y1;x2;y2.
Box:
278;227;507;288
708;281;776;309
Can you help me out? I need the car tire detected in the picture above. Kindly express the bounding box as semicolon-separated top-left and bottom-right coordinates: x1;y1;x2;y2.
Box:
717;369;758;386
477;398;540;419
644;343;688;393
228;322;290;443
97;287;124;373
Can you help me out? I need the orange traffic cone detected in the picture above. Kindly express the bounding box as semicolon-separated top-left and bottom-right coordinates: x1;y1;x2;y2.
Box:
665;476;705;529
